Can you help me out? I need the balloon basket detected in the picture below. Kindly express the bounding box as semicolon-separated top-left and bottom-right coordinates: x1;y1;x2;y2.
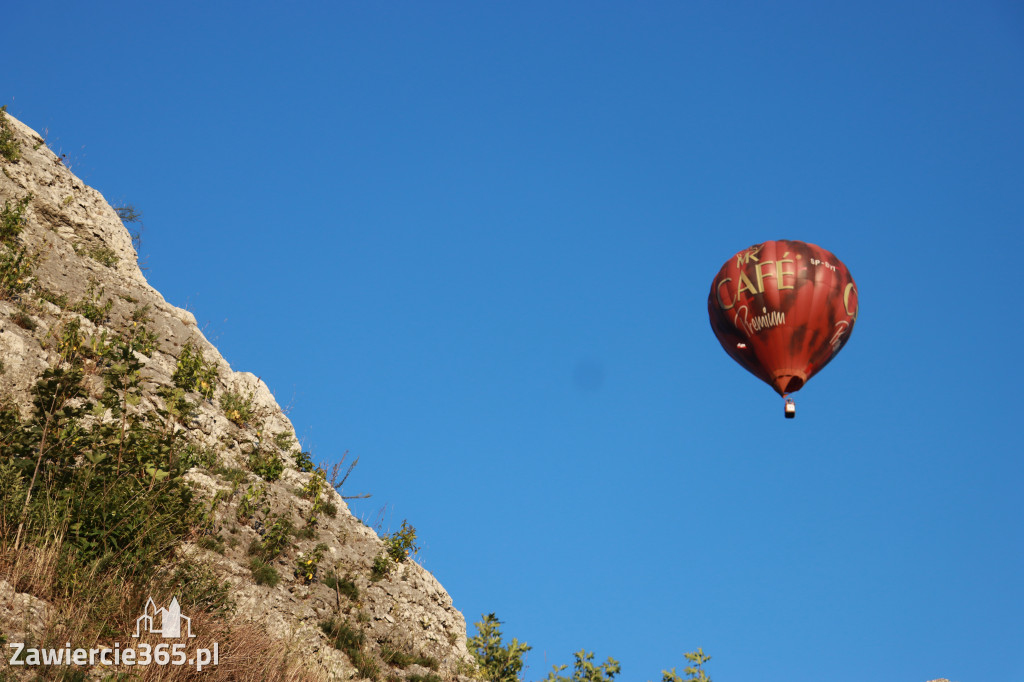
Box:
784;399;796;419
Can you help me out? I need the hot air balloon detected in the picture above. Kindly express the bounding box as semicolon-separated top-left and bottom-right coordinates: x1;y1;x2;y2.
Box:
708;240;858;418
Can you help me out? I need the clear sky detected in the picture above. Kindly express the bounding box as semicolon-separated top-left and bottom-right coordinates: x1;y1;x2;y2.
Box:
5;2;1023;680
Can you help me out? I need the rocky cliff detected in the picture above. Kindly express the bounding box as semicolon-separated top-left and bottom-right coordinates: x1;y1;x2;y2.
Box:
0;109;474;681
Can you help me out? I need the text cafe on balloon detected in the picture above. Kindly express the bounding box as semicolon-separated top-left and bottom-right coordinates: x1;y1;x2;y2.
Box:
708;240;859;418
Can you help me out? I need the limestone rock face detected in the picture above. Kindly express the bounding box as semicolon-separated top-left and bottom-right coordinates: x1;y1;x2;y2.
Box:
0;111;474;681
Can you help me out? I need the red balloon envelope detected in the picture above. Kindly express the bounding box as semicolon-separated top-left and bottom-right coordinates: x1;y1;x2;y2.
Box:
708;240;858;396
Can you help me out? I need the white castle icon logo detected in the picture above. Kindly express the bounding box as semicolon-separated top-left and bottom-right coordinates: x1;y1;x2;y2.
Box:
133;597;195;639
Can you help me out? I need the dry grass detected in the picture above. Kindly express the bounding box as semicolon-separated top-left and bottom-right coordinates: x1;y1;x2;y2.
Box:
0;542;325;681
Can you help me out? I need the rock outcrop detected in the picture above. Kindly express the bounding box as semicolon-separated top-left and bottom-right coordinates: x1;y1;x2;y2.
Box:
0;109;474;681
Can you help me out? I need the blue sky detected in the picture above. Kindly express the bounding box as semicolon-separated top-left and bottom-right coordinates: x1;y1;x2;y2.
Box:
5;2;1023;680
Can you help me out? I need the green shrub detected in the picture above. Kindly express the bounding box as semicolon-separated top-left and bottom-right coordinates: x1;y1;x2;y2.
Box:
321;619;379;680
301;468;336;524
273;431;293;450
36;286;68;309
293;543;328;584
663;649;713;682
467;614;531;682
161;561;235;619
73;281;113;323
249;447;284;482
125;309;159;356
380;643;438;670
384;520;418;562
0;458;27;540
321;618;364;653
236;483;267;523
295;524;318;540
86;246;119;267
197;533;226;554
1;195;30;243
248;514;293;562
301;468;326;500
1;362;200;591
179;441;216;469
323;572;359;601
0;105;20;162
544;650;621;682
0;195;34;301
221;390;255;426
212;465;248;485
173;339;218;399
249;557;281;587
294;449;314;472
0;244;34;300
371;553;392;581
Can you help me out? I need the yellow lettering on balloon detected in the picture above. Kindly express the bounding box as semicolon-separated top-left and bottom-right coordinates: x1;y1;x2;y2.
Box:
716;278;735;310
736;270;758;297
776;259;795;290
844;282;858;320
755;261;777;293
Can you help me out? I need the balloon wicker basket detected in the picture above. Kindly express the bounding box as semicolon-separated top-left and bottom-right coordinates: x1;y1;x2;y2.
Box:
784;399;796;419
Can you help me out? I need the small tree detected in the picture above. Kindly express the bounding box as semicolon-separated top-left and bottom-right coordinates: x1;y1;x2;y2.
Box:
659;649;712;682
467;613;531;682
544;650;620;682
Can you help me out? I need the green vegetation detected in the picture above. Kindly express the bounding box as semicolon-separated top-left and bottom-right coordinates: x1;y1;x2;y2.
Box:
1;195;30;242
248;514;294;562
221;389;256;426
467;614;713;682
0;316;199;594
273;430;293;450
294;448;315;472
162;561;235;619
466;614;531;682
249;445;284;482
385;519;418;561
36;285;69;309
371;553;392;581
321;618;380;680
0;105;20;162
172;338;218;399
323;571;359;600
86;245;119;267
197;532;226;554
370;519;420;581
180;441;217;469
544;651;621;682
0;195;34;301
236;483;267;523
249;557;281;587
293;542;328;583
301;467;337;526
380;642;439;670
660;649;712;682
72;279;113;323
